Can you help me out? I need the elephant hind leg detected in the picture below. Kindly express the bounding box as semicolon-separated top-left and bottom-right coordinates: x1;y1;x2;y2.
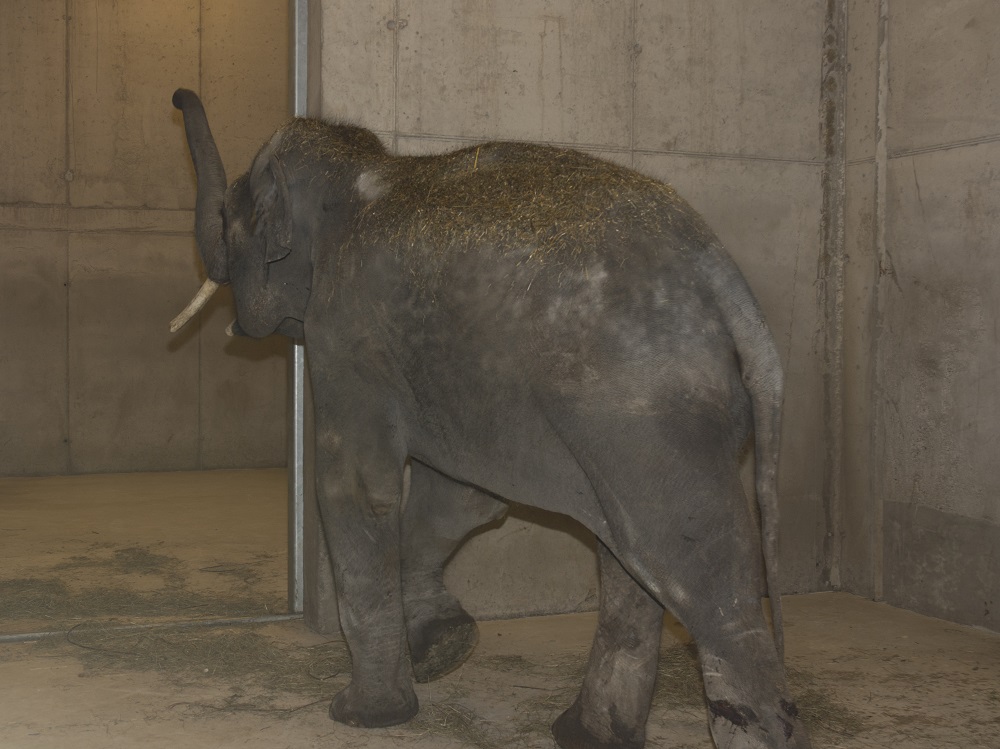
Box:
552;542;662;749
607;470;811;749
695;622;808;749
401;460;507;682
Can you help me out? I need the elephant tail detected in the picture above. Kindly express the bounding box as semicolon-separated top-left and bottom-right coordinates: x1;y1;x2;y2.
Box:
701;246;787;660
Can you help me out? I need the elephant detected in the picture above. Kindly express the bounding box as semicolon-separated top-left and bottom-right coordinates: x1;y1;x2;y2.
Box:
169;88;811;749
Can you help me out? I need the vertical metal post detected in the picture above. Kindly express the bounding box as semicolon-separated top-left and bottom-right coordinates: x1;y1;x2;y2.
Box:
291;0;311;118
287;346;306;613
287;0;310;614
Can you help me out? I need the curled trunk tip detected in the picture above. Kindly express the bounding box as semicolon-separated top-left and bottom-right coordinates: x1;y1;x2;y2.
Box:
172;88;198;110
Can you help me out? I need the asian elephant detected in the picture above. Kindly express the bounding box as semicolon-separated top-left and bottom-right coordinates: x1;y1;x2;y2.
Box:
169;88;810;749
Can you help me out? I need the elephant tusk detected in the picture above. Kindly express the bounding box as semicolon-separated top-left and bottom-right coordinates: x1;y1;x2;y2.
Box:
169;278;220;333
225;319;236;337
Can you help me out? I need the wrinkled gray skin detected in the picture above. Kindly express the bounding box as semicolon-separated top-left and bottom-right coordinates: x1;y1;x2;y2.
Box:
171;88;810;749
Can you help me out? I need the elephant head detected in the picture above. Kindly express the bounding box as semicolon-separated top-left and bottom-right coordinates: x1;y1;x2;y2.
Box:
169;88;385;338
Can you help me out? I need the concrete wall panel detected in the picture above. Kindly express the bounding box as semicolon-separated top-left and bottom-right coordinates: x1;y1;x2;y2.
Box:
840;162;877;594
879;144;1000;523
68;233;200;473
884;501;1000;631
634;0;823;161
69;0;200;209
320;1;396;131
0;2;289;476
0;231;69;475
839;0;1000;630
397;0;633;147
201;0;291;173
198;286;288;469
446;505;598;619
0;1;67;205
888;0;1000;154
845;0;880;164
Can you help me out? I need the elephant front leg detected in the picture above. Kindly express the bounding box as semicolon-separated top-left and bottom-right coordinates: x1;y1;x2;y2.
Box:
401;461;507;682
315;439;418;729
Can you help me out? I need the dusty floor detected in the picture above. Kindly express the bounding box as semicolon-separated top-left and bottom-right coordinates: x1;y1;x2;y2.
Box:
1;470;998;748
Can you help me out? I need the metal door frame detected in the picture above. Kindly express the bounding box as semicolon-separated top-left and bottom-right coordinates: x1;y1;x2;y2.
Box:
287;0;310;613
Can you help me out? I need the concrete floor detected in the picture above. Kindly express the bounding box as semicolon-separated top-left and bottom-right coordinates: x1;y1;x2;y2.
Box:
1;470;998;748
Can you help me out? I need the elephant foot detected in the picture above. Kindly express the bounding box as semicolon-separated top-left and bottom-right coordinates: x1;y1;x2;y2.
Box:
328;682;419;728
408;610;479;683
552;699;645;749
707;698;812;749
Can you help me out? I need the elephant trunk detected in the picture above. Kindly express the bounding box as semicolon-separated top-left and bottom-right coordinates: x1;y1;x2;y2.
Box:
173;88;230;284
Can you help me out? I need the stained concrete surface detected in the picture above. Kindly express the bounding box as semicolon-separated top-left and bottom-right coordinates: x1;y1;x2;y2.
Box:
0;470;290;636
0;468;598;634
2;470;999;748
840;0;1000;626
0;0;291;476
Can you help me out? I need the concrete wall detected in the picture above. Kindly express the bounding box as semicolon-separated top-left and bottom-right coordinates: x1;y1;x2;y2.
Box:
10;0;995;633
841;0;1000;631
0;0;290;475
316;0;832;621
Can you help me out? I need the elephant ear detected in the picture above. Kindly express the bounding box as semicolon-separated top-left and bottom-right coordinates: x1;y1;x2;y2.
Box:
251;154;293;263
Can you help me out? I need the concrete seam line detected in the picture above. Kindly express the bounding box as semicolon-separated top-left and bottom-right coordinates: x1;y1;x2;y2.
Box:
0;613;305;644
